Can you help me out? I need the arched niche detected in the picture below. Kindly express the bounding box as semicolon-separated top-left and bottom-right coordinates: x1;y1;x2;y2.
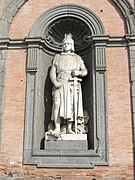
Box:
24;4;108;167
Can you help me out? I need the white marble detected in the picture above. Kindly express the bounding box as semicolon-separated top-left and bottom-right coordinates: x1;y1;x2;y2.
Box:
46;33;88;139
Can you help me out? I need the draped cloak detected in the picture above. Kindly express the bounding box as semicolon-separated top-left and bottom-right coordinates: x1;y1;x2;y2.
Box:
51;53;85;122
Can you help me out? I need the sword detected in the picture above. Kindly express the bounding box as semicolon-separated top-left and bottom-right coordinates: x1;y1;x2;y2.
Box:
69;77;82;134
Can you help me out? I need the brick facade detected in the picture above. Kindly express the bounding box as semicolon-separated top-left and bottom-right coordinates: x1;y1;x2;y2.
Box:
0;0;134;179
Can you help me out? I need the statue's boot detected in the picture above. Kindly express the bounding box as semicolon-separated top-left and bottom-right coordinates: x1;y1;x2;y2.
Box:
67;129;75;134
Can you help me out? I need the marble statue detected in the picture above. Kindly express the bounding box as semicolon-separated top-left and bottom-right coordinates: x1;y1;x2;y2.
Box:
46;33;88;139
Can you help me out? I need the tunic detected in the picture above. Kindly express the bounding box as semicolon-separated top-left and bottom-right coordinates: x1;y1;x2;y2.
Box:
51;53;85;122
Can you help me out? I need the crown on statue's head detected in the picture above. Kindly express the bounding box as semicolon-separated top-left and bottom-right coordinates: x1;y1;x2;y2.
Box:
63;33;73;42
62;33;75;52
64;33;73;39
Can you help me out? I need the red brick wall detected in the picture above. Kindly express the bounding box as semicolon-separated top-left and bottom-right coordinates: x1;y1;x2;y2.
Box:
1;50;26;163
9;0;126;38
106;47;133;168
0;0;134;179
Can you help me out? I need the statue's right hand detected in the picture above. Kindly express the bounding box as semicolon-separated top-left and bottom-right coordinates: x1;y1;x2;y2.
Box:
54;81;61;89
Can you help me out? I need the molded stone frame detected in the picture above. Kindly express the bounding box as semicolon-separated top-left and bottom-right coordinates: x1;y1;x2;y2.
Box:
23;4;109;168
0;0;135;168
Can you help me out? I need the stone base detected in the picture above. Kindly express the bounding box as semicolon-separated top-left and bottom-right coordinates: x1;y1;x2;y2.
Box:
45;133;87;141
45;140;88;150
44;134;88;150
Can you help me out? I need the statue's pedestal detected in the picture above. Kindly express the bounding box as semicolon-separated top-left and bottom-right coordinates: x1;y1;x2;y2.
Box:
44;134;88;150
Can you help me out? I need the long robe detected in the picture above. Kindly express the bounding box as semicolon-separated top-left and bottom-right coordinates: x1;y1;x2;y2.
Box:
51;53;85;122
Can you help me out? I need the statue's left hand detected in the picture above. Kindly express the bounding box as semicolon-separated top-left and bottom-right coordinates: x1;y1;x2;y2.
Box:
54;80;61;89
71;70;81;77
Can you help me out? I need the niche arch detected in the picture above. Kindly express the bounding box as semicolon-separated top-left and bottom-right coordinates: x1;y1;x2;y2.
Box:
28;4;105;56
24;4;108;167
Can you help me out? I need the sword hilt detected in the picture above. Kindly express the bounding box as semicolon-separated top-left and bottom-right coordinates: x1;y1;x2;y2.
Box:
69;77;82;84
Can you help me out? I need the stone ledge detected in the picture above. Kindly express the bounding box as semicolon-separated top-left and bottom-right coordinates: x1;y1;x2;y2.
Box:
45;140;88;150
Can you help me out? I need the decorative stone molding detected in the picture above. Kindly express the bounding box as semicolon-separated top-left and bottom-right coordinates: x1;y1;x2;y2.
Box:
125;35;135;145
29;4;105;36
0;36;129;49
45;17;91;52
112;0;135;34
27;48;38;72
95;47;106;71
86;35;109;71
0;50;7;148
29;4;105;53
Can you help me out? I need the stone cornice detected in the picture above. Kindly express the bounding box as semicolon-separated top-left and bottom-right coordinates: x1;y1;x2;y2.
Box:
0;36;133;50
